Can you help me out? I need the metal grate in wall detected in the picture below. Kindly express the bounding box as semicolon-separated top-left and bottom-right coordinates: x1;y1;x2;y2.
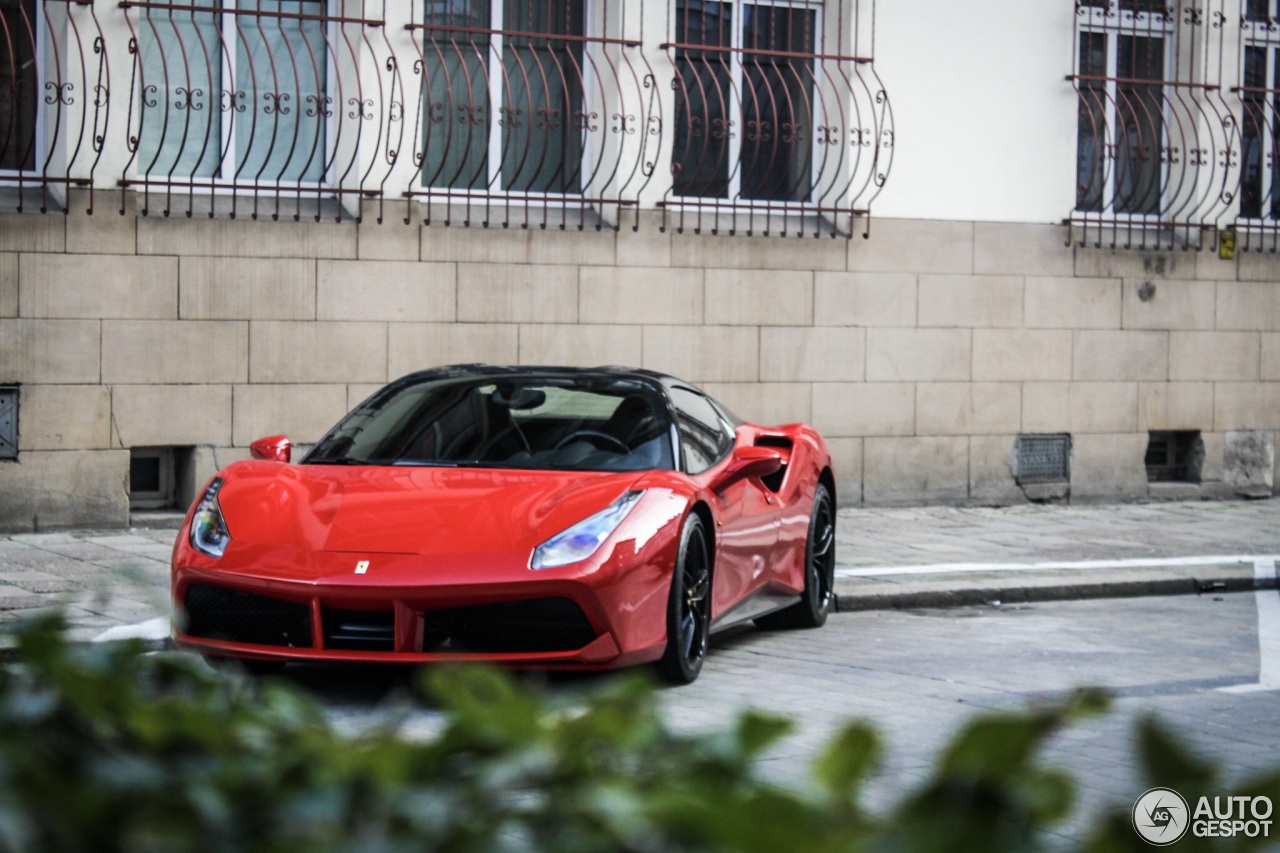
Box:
0;387;16;461
1016;434;1071;485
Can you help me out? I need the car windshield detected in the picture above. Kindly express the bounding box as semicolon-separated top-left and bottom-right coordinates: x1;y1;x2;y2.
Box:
304;375;676;472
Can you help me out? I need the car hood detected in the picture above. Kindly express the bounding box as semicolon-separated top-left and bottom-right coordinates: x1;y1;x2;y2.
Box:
215;461;647;556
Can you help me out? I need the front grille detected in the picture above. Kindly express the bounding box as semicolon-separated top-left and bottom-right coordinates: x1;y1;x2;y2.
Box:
183;584;314;648
183;586;597;656
323;609;396;651
422;598;597;654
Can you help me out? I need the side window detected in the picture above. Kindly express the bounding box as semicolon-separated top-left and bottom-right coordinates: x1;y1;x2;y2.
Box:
670;387;734;475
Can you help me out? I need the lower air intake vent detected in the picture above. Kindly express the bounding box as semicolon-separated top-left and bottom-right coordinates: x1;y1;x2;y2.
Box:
423;598;596;653
183;584;313;648
323;609;396;651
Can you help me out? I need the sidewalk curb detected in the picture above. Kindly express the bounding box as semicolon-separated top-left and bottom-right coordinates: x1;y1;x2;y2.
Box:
835;574;1274;613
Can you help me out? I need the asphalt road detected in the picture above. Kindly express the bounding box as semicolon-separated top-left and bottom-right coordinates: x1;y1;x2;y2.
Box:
270;590;1280;848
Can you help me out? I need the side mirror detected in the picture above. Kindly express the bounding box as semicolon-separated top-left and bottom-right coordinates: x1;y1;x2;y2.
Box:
250;435;292;464
709;445;784;493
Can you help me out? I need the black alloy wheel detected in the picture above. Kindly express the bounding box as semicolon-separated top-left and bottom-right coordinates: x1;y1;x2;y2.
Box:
756;483;835;630
658;512;711;684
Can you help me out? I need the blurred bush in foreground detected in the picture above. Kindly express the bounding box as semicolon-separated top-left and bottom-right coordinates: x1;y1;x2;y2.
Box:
0;614;1276;852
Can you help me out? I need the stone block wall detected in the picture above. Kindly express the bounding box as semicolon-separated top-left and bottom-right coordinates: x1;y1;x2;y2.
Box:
1;206;1278;530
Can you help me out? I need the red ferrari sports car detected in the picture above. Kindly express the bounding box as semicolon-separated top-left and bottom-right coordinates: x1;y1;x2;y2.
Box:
171;365;836;684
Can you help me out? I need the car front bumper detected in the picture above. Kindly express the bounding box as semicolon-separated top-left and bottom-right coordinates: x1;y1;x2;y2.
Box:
171;540;678;669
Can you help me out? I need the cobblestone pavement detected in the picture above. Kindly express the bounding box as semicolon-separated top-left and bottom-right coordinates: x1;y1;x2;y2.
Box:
0;528;173;643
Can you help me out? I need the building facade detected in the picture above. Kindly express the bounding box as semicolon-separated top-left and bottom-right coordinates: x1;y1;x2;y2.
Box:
1;0;1278;530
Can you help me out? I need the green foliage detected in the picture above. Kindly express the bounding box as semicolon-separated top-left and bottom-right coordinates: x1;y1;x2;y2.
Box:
0;615;1270;852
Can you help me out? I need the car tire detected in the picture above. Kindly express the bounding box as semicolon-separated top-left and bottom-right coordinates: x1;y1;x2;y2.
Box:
755;483;835;630
657;512;711;685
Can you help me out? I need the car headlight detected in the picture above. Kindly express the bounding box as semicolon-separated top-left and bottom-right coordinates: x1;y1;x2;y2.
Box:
190;478;231;559
530;490;643;570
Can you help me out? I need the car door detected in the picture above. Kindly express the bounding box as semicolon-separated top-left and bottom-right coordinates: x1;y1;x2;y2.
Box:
669;387;780;621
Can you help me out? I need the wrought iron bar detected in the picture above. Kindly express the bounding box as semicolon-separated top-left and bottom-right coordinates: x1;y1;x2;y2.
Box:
406;189;636;206
1067;73;1218;89
657;198;869;215
659;41;872;64
118;2;383;28
407;21;640;49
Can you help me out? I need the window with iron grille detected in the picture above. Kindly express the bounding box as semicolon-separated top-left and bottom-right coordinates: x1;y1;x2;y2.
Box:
1239;1;1280;222
671;0;819;204
662;0;893;237
419;0;586;195
407;1;670;229
124;0;336;202
1067;1;1240;252
1073;1;1171;219
0;0;37;174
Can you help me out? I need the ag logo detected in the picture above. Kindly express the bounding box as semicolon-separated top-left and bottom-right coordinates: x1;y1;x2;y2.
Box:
1133;787;1190;846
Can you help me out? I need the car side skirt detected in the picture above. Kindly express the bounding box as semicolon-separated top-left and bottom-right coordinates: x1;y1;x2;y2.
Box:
709;588;803;634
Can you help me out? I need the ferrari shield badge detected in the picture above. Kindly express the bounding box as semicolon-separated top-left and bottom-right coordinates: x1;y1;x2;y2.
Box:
355;560;370;575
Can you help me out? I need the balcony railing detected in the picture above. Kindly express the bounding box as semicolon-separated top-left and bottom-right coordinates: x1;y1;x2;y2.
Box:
1063;0;1280;254
117;0;383;221
661;0;893;238
1;0;113;210
401;1;663;231
1;0;892;237
1066;0;1238;252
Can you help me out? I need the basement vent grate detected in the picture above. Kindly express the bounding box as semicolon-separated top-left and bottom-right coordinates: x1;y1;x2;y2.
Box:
1016;434;1070;485
0;387;16;461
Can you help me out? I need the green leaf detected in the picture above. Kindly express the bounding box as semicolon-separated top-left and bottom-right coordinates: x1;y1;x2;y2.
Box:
1136;715;1218;795
812;721;880;799
735;710;794;760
